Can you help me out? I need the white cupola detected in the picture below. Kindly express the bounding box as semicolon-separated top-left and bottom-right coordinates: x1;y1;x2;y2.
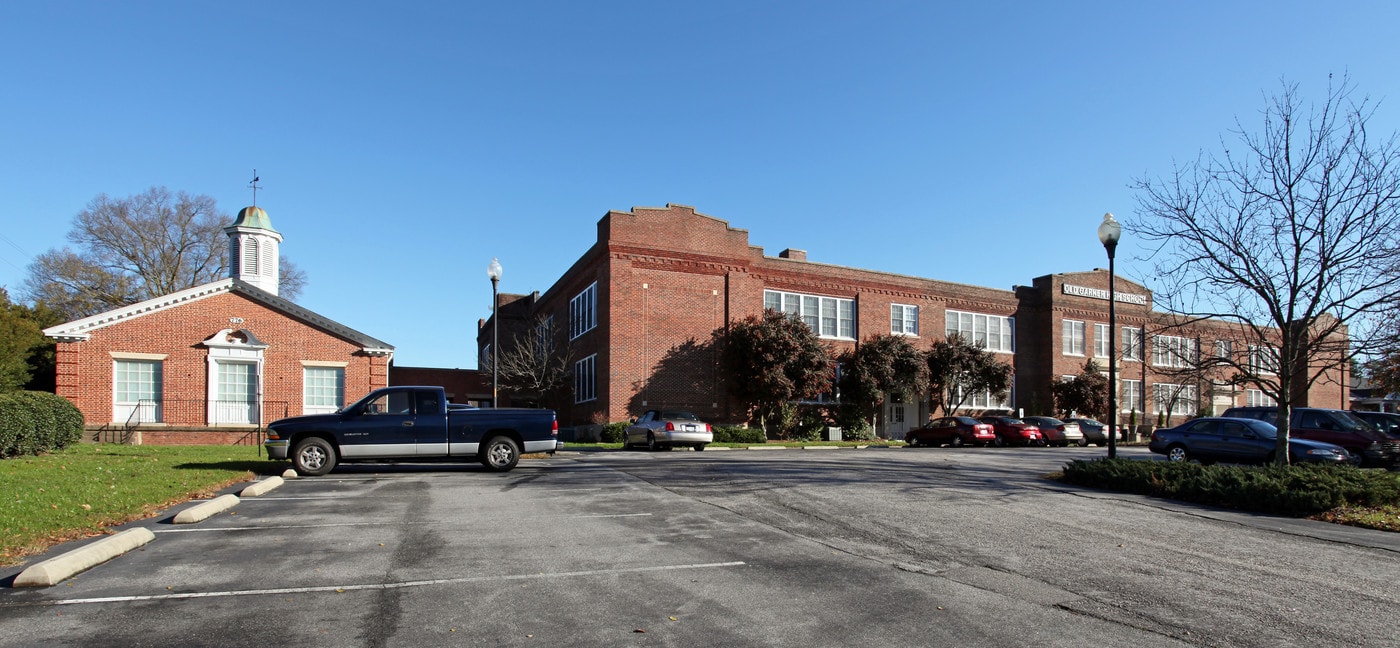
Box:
224;205;283;295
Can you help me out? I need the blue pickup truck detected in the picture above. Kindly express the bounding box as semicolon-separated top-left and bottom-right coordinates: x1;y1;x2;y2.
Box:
264;386;560;475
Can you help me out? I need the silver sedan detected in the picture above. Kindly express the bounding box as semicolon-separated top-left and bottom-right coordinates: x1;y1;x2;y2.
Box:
624;409;713;451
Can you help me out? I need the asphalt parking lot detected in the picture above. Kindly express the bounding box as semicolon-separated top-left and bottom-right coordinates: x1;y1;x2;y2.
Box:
1;446;1397;647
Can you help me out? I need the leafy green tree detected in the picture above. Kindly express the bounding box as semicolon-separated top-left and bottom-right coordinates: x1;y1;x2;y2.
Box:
718;310;834;434
0;289;56;392
24;186;307;321
926;334;1012;416
1050;360;1108;419
838;334;928;429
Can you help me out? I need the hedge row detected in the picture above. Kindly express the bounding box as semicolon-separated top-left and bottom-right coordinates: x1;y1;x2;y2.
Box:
0;391;85;458
1060;458;1400;516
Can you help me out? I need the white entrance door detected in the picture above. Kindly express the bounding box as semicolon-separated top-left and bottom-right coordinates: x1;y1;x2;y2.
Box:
215;361;258;425
884;396;913;439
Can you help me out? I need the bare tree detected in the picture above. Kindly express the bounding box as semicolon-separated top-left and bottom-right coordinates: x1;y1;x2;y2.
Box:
24;187;307;320
483;315;573;405
1131;75;1400;464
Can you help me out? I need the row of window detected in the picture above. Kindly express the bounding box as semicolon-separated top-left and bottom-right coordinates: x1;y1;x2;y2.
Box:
1114;380;1275;415
113;359;344;423
1060;320;1279;373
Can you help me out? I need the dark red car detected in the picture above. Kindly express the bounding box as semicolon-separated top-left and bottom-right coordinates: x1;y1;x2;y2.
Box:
906;416;996;447
978;416;1043;447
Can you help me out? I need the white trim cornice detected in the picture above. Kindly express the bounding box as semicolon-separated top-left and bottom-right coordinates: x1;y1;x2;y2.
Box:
42;279;395;356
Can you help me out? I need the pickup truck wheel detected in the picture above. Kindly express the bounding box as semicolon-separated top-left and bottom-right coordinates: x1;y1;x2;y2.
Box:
480;436;520;472
292;438;336;476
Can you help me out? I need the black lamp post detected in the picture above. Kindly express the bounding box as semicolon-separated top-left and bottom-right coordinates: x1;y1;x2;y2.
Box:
488;257;502;408
1098;213;1122;459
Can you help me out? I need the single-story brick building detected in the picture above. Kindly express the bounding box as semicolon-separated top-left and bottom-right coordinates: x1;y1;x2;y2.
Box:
43;205;395;444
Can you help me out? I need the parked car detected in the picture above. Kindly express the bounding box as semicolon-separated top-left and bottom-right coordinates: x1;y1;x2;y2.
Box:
1349;410;1400;439
624;410;713;451
1023;416;1083;447
977;416;1043;447
265;386;560;475
1148;417;1350;465
1221;406;1400;467
1066;418;1108;446
907;416;997;447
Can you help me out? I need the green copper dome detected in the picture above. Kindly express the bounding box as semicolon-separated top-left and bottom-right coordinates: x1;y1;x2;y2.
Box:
231;206;278;233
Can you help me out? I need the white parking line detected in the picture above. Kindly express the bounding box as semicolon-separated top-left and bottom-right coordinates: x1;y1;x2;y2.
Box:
151;513;654;533
13;561;747;607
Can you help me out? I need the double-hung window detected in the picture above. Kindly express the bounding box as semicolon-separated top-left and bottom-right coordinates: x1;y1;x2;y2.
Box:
1152;383;1197;416
114;358;163;423
1246;389;1277;407
1062;320;1085;356
1153;335;1195;368
763;290;856;339
570;283;597;340
1122;327;1144;362
1248;344;1279;375
945;310;1014;353
303;364;345;415
1121;379;1143;413
891;304;919;336
1094;323;1109;358
574;354;597;403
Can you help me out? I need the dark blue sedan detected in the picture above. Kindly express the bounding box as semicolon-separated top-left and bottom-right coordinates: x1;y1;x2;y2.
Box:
1148;417;1351;465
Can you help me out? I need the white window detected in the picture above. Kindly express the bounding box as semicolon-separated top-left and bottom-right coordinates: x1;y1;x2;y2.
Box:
1214;340;1233;365
945;310;1015;353
1121;379;1143;413
215;361;258;425
1153;383;1197;416
1246;389;1277;407
1122;327;1144;362
574;354;597;403
891;304;919;336
303;366;345;415
951;384;1013;411
1062;320;1085;356
114;359;163;423
763;290;856;339
1153;335;1196;368
1248;345;1279;375
570;283;598;340
1094;323;1109;358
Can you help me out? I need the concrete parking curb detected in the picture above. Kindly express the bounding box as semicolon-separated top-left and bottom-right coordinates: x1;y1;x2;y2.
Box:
801;446;840;450
240;476;284;497
281;468;298;478
172;493;240;524
13;527;156;587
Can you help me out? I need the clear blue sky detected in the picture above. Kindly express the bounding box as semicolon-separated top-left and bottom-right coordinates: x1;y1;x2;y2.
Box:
3;1;1398;369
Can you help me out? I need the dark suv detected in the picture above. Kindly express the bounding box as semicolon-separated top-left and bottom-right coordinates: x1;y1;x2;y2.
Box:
1221;406;1400;467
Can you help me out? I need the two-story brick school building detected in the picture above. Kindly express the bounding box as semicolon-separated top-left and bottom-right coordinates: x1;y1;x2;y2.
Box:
479;204;1348;438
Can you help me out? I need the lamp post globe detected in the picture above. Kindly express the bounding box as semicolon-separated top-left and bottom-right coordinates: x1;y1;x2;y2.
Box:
1098;213;1120;458
487;258;502;407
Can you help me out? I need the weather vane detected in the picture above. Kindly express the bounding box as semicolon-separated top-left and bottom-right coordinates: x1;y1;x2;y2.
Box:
249;170;261;207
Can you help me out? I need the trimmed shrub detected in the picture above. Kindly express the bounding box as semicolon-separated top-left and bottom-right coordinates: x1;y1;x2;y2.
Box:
714;426;766;444
1059;458;1400;517
599;422;627;444
0;391;84;458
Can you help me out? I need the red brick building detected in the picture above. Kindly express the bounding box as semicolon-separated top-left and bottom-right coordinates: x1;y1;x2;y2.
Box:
43;205;395;444
478;204;1349;437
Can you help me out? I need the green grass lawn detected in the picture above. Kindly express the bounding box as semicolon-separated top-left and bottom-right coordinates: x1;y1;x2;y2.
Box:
1;444;285;565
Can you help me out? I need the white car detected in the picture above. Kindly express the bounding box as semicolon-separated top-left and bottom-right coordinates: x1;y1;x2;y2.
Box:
624;410;713;451
1023;416;1084;447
